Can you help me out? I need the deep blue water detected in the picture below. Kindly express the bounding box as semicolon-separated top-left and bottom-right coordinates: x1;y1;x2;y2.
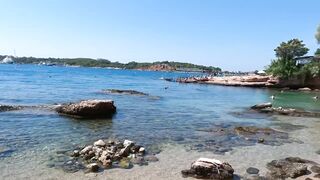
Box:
0;64;319;159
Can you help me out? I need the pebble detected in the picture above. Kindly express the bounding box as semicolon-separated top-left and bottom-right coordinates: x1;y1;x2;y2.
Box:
246;167;260;174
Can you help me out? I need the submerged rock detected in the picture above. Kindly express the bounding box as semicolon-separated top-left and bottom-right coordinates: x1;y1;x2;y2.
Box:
55;99;116;118
181;158;234;179
246;167;260;174
193;124;292;154
266;157;316;179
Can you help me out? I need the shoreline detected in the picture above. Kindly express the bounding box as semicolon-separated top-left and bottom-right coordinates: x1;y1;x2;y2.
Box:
175;75;320;90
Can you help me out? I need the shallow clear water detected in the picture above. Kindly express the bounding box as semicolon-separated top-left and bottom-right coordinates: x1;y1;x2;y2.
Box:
0;64;319;178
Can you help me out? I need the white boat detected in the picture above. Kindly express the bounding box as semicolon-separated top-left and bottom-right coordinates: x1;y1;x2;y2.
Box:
1;56;14;64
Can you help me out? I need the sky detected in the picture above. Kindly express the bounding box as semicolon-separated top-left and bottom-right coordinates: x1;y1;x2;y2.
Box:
0;0;319;71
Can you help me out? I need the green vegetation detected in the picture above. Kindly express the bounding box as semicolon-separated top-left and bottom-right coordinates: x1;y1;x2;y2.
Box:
266;39;309;78
3;56;221;73
266;24;320;80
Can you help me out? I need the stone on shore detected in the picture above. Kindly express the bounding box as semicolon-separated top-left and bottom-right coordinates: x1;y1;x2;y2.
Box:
55;99;116;118
87;163;99;172
94;140;106;147
181;158;234;179
246;167;260;174
66;139;152;173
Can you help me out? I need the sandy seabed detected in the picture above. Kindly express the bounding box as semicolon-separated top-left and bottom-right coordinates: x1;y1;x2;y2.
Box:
1;115;320;180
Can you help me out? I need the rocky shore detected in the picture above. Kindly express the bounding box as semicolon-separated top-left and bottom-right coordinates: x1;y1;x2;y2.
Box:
175;75;320;89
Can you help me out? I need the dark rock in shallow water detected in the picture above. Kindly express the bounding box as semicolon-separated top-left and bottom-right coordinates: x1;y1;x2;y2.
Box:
311;165;320;173
246;167;260;174
181;158;234;179
266;157;315;179
55;99;116;118
193;124;292;154
251;102;320;117
144;155;159;162
314;174;320;178
0;105;23;112
103;89;149;96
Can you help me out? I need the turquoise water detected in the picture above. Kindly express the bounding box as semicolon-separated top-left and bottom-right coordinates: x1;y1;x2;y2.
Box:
0;64;319;174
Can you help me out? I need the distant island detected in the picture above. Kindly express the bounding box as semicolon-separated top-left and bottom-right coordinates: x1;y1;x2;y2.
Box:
0;55;221;73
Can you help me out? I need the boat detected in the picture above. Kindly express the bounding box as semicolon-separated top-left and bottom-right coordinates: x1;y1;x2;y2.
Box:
1;56;14;64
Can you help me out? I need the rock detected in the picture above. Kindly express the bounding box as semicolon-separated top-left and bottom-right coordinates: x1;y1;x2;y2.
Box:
311;165;320;173
80;145;93;155
314;174;320;178
251;103;320;118
119;158;133;169
258;138;264;143
84;150;95;160
181;158;234;179
144;155;159;162
251;102;272;110
266;157;310;179
101;159;112;168
123;140;134;147
118;145;132;157
138;147;145;154
234;126;275;136
0;105;23;112
71;150;80;157
55;99;116;118
316;150;320;155
103;89;149;96
246;167;260;174
94;139;106;147
87;163;99;172
131;156;147;165
298;87;312;91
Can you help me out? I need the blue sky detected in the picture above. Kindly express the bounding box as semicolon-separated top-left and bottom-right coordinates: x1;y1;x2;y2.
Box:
0;0;319;71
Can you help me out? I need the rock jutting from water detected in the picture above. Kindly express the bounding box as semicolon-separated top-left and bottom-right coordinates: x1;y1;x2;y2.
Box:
266;157;318;179
0;104;24;112
55;99;116;118
251;102;320;118
69;139;156;173
181;158;234;179
102;89;149;96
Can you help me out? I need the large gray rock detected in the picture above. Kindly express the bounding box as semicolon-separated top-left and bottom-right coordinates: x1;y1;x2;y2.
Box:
181;158;234;179
55;100;116;118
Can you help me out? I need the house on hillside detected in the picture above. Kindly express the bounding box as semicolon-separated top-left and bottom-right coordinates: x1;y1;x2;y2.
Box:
295;56;320;66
